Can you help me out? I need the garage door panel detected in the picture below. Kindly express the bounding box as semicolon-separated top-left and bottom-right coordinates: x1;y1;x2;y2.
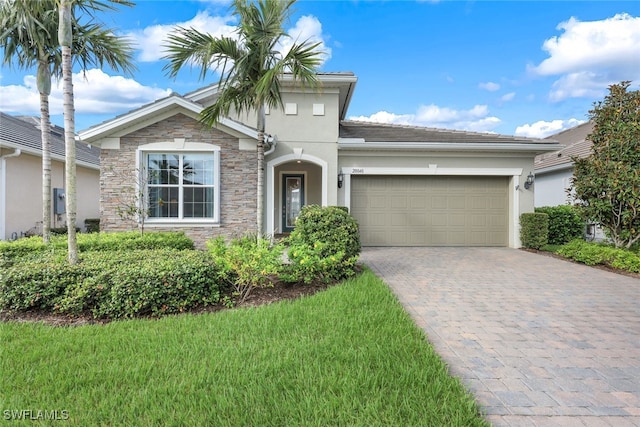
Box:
352;176;508;246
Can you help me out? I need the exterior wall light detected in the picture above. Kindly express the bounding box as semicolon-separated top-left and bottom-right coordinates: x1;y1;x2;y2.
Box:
524;172;535;190
337;172;344;188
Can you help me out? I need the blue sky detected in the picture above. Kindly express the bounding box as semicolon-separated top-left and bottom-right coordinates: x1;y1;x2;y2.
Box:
1;0;639;138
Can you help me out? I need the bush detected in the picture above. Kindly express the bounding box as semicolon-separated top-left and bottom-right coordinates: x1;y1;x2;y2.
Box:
0;231;194;261
0;249;221;319
84;218;100;233
557;239;640;272
535;205;584;245
284;205;361;283
51;226;81;235
207;236;284;303
520;212;549;249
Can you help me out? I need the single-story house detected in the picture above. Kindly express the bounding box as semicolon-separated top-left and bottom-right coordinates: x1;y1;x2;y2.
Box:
534;121;607;241
534;121;594;207
78;72;560;248
0;112;100;240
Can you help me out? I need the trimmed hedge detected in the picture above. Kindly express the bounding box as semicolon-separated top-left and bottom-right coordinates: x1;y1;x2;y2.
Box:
0;231;194;261
535;205;584;245
0;249;221;319
520;212;549;249
556;239;640;273
284;205;361;283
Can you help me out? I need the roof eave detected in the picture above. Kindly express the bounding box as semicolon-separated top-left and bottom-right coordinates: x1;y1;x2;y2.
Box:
338;141;562;153
535;162;574;175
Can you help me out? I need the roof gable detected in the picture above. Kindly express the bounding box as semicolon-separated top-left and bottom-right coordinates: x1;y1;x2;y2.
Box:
78;94;259;145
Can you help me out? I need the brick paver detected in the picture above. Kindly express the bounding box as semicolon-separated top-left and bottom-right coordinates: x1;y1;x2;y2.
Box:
361;247;640;427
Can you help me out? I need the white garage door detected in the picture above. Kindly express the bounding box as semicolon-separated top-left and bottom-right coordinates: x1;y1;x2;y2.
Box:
351;176;508;246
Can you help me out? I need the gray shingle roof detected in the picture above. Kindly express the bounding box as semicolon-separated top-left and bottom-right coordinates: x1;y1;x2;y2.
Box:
535;122;594;171
339;120;552;144
0;112;100;167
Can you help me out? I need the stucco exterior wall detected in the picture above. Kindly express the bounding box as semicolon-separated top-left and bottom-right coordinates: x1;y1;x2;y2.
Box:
222;90;341;144
534;168;574;207
2;152;98;240
99;113;257;247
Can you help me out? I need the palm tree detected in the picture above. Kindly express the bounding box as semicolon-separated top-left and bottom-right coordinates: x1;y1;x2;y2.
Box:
0;0;135;245
163;0;324;237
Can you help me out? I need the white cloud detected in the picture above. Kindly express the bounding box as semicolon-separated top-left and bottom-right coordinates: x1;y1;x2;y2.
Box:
282;15;331;63
349;104;501;133
128;11;237;62
532;13;640;101
0;69;172;115
514;118;585;139
547;71;607;102
128;11;330;65
500;92;516;102
479;81;500;91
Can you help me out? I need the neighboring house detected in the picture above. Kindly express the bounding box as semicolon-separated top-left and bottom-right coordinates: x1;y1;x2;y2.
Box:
0;112;100;240
78;72;560;248
534;121;594;207
534;121;607;241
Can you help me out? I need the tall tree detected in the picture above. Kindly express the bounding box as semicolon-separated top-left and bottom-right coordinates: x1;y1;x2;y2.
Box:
58;0;78;263
571;81;640;249
0;0;135;244
164;0;323;237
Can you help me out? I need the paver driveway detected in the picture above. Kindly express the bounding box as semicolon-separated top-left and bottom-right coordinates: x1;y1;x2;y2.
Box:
360;247;640;427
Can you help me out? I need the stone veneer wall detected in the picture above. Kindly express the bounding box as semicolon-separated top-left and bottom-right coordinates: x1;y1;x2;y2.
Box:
100;113;257;247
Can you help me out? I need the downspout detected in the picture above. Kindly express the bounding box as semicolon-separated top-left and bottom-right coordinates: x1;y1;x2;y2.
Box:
0;148;22;240
1;148;21;161
264;134;277;156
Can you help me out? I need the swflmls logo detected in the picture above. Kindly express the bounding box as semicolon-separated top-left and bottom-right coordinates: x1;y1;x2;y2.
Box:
3;409;69;421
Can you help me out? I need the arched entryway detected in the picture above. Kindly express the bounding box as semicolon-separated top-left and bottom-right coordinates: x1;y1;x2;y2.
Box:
266;154;327;236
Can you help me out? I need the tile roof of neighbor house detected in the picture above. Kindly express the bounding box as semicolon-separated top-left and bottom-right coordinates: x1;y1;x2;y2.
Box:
534;121;594;172
339;120;555;144
0;112;100;168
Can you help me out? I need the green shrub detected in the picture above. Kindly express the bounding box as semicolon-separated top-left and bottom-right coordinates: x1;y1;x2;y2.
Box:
0;231;194;261
520;212;549;249
284;205;361;283
0;249;221;319
207;236;284;302
557;239;640;272
0;236;50;260
84;218;100;233
75;231;194;251
535;205;584;245
51;226;80;235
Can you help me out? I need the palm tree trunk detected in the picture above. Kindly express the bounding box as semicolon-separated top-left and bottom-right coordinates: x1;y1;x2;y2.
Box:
37;59;52;244
59;0;78;264
256;105;266;238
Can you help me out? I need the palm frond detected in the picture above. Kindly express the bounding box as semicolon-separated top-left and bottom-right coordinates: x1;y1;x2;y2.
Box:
163;26;244;81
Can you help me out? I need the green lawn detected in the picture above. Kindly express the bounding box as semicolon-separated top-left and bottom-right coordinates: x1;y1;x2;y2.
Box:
1;270;488;426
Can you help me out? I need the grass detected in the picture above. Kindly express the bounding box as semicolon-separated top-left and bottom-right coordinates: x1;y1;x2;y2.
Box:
0;269;488;426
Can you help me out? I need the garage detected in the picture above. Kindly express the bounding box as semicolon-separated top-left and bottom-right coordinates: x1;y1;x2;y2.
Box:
351;175;509;247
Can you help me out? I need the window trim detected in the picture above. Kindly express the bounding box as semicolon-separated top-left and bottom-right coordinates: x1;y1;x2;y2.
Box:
136;141;221;225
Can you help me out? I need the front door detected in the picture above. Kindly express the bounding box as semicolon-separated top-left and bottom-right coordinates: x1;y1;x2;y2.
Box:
282;174;304;232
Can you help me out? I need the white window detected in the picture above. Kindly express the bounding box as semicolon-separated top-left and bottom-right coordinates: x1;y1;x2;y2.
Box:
138;144;220;224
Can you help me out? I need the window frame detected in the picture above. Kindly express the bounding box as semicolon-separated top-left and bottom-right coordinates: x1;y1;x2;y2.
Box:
136;142;221;225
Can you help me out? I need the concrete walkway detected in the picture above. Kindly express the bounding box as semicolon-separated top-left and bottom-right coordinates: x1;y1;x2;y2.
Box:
360;247;640;427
